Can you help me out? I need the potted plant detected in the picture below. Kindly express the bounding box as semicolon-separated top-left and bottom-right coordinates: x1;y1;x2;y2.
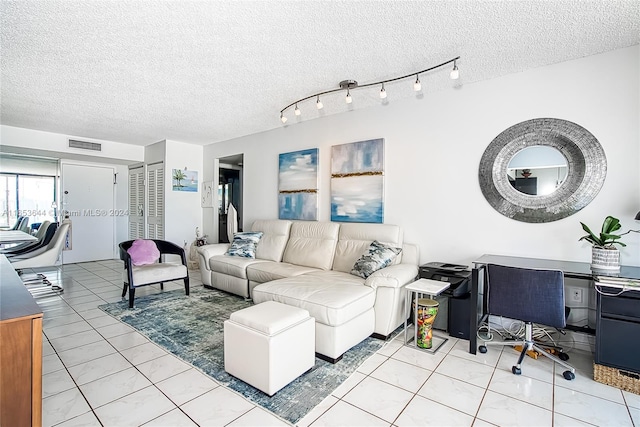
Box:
579;216;628;271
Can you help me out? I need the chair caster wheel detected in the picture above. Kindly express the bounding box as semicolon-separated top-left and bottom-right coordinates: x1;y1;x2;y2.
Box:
563;371;575;380
558;352;570;361
479;346;487;353
512;366;521;375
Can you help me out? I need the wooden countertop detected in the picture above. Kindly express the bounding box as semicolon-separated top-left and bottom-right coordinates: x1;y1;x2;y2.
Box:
0;255;42;322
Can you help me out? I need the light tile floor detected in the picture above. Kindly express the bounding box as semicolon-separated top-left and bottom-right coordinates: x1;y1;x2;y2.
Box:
26;260;640;426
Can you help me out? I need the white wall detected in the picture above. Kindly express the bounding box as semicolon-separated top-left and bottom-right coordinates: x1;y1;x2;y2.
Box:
163;140;204;249
202;45;640;267
0;125;144;163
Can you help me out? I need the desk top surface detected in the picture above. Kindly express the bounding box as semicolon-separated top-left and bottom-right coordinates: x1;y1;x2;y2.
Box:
474;254;640;280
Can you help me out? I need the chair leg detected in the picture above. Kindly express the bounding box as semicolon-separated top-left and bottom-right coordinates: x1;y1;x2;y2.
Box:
533;343;576;380
122;282;128;298
184;277;190;296
129;287;135;308
160;282;164;290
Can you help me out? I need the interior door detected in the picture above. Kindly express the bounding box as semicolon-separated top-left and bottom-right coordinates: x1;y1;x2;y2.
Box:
61;164;115;263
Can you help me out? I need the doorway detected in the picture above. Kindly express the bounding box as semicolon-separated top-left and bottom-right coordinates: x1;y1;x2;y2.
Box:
217;154;243;243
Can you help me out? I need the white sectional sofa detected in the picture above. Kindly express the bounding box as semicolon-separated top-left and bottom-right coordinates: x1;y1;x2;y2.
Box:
197;219;419;362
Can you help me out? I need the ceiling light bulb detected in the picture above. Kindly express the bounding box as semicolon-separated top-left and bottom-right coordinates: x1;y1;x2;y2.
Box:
294;104;301;116
345;90;352;104
380;83;387;99
280;113;287;124
450;61;459;80
413;75;421;91
316;96;323;110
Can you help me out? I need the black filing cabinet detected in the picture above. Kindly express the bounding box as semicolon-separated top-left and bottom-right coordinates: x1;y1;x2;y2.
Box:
595;287;640;373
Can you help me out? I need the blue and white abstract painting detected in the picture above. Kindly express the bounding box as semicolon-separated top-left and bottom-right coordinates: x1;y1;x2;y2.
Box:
331;139;384;223
278;148;318;220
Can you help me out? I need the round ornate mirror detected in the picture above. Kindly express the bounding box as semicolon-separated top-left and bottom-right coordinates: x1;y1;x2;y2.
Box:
479;118;606;223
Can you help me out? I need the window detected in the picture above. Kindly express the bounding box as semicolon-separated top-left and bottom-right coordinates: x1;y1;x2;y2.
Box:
0;173;56;228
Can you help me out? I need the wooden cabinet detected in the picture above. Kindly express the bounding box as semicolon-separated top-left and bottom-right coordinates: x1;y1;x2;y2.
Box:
0;255;43;427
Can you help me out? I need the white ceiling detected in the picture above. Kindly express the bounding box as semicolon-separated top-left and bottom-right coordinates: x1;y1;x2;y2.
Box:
1;1;638;147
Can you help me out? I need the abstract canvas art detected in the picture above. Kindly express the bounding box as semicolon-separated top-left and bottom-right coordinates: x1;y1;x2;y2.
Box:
278;148;318;220
331;138;384;223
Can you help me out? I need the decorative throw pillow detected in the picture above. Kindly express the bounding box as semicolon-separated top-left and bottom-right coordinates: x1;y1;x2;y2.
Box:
226;231;264;258
127;239;160;266
351;240;402;279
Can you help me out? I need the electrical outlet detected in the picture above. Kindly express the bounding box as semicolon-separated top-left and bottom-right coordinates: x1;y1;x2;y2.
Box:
570;287;583;303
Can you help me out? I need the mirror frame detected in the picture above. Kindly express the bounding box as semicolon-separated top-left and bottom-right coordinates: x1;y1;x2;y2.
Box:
479;118;606;223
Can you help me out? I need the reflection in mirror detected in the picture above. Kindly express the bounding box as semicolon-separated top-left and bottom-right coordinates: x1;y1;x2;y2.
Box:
506;146;568;196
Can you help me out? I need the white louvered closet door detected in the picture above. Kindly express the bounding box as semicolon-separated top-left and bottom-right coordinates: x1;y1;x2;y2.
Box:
147;162;165;239
128;165;145;239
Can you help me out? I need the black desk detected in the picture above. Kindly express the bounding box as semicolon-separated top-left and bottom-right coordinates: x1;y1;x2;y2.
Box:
469;254;640;355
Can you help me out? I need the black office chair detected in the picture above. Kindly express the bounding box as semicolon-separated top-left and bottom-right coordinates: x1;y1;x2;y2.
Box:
478;263;576;380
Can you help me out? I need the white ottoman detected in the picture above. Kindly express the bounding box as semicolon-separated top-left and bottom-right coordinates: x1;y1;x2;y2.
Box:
224;301;315;396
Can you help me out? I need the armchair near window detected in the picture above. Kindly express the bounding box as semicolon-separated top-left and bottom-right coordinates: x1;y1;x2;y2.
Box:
119;239;190;308
478;263;576;380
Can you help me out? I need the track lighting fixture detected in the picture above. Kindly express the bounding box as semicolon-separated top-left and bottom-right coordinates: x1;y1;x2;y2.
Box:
450;60;459;80
413;75;422;92
279;56;460;123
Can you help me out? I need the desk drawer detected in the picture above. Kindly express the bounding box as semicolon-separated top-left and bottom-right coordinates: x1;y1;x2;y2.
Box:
595;317;640;372
600;293;640;321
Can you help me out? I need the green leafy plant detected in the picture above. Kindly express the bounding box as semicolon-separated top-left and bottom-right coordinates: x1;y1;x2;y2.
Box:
579;216;626;248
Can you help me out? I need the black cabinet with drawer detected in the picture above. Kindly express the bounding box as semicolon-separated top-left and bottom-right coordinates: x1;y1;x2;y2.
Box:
595;287;640;373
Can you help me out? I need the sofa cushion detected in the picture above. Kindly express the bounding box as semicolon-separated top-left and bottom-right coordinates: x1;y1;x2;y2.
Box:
210;255;269;279
251;220;292;262
226;232;263;258
333;223;404;273
131;263;187;286
247;261;320;284
351;240;402;279
282;221;340;270
252;271;375;327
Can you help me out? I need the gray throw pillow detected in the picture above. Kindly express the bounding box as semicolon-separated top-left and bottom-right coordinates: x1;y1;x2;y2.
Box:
351;240;402;279
226;231;263;258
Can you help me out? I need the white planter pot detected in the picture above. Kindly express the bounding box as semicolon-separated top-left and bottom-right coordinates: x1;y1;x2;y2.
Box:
591;246;620;271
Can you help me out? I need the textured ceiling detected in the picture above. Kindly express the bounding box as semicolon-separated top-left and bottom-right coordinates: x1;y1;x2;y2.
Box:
1;1;638;147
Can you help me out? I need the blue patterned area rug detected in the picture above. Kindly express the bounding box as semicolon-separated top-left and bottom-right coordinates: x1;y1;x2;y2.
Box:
99;287;393;425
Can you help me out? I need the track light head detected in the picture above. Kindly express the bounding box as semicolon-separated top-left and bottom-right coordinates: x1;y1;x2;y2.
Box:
294;104;301;116
450;60;459;80
280;113;287;124
316;96;323;110
380;83;387;99
413;75;422;91
345;90;352;104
